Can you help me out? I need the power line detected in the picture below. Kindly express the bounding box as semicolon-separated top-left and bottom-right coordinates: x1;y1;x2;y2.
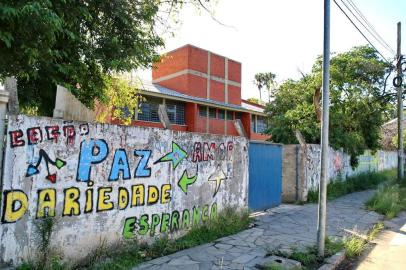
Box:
333;0;391;63
345;0;395;55
346;0;395;54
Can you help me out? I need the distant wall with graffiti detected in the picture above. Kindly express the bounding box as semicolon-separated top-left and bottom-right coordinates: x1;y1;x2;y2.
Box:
304;145;397;193
282;144;397;202
0;115;249;264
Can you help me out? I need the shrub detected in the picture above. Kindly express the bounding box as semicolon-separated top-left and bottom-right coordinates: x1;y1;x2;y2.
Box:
366;184;406;219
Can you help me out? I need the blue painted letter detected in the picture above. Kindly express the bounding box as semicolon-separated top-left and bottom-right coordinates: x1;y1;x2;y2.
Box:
109;149;131;181
134;150;151;177
76;139;109;181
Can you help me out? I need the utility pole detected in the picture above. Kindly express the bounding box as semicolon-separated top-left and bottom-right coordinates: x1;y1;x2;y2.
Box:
397;22;404;181
317;0;330;257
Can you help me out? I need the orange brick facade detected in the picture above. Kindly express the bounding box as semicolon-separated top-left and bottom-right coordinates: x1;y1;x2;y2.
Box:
138;44;270;140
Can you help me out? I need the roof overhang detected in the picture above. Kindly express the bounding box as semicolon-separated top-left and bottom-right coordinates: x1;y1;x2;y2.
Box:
137;85;267;116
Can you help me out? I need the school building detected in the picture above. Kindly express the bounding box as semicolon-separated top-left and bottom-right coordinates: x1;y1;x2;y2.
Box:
133;44;269;141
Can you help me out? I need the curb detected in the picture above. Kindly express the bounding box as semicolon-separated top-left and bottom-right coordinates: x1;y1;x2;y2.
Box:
318;251;346;270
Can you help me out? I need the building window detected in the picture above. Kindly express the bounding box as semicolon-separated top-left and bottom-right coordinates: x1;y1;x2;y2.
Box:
218;109;225;120
199;105;207;117
257;116;267;133
251;115;267;134
166;100;185;125
235;112;242;120
137;97;162;122
209;107;217;119
227;111;234;120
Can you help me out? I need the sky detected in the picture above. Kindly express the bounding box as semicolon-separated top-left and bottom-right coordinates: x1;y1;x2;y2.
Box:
137;0;406;100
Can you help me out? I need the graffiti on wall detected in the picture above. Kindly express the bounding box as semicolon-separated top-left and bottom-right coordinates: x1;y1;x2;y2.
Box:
304;144;397;193
0;115;248;263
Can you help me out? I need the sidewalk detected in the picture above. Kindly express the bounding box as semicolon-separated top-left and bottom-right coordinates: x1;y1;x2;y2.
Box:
355;211;406;270
134;190;383;270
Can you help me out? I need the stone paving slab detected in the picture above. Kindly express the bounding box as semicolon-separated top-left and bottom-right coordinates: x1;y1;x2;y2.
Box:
133;190;383;270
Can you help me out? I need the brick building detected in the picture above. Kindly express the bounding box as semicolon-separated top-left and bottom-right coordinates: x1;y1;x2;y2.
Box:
132;44;269;141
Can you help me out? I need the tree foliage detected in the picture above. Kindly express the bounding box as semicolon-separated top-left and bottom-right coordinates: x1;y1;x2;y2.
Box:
246;97;264;105
266;46;394;165
0;0;207;116
95;76;144;125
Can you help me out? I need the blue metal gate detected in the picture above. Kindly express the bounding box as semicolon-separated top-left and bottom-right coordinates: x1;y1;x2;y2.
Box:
248;141;282;211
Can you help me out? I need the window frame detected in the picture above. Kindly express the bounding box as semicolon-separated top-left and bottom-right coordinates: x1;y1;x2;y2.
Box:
209;107;217;119
166;100;186;125
199;105;207;117
256;115;267;134
226;111;234;121
137;97;162;123
218;109;225;120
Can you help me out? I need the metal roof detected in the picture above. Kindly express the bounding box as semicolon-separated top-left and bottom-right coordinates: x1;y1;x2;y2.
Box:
241;100;265;113
137;81;265;114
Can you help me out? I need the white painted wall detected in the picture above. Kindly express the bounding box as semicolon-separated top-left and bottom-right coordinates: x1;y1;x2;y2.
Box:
0;115;248;264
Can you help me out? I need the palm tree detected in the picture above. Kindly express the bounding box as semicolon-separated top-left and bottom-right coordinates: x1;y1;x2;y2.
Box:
253;72;276;102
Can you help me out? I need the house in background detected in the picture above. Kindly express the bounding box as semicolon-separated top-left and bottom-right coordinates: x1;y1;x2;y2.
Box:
131;44;269;141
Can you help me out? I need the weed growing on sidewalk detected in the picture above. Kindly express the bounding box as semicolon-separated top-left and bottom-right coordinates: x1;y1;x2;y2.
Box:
307;169;395;203
366;183;406;219
79;207;251;270
266;237;343;270
263;263;302;270
343;222;384;258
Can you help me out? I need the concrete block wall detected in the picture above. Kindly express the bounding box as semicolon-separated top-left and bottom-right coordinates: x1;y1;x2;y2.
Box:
282;145;300;202
282;144;397;202
0;115;248;265
53;85;95;122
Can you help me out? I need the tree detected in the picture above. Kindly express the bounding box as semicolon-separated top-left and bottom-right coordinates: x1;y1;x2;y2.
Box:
95;75;145;125
266;46;394;166
0;0;209;116
253;72;276;102
246;97;264;105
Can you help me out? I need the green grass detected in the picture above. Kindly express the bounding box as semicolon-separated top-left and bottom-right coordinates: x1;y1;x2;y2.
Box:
263;263;302;270
366;183;406;219
266;238;344;270
266;223;383;270
86;207;250;269
343;222;384;258
307;169;396;203
22;207;250;270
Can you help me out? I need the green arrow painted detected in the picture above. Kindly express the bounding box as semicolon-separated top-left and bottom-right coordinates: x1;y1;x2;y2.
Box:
55;158;66;169
178;170;197;194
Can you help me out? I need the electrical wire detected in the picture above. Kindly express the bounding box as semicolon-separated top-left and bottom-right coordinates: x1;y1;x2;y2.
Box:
346;0;396;55
333;0;392;63
341;0;395;56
